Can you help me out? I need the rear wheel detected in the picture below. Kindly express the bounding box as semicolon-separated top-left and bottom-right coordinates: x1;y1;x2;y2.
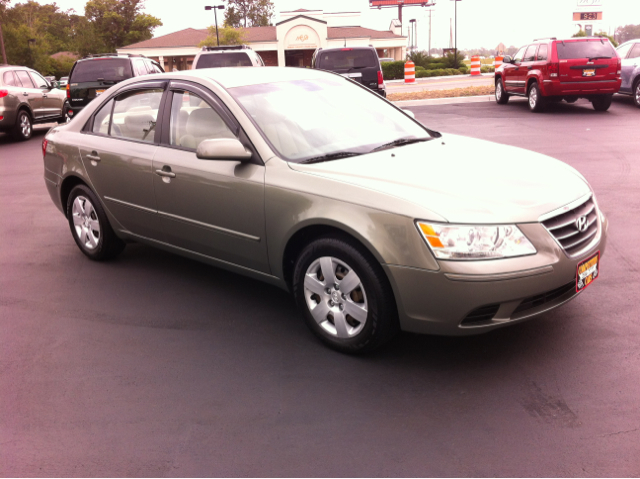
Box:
633;79;640;108
495;79;509;104
12;110;32;141
528;82;545;112
591;94;612;112
66;184;125;261
292;236;399;353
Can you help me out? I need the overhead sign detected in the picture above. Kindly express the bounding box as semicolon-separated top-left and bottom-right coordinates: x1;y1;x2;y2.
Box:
370;0;434;6
576;0;602;6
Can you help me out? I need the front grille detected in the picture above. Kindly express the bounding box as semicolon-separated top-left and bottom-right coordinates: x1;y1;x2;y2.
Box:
461;304;500;325
542;197;598;256
512;281;575;315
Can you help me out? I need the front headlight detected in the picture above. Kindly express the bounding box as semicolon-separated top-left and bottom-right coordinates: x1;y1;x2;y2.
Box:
416;222;537;260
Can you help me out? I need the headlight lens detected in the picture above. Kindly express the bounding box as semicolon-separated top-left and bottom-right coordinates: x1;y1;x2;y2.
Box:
416;222;537;260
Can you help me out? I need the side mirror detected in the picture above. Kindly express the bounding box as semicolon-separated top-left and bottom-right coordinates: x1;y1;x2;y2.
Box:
503;55;513;64
196;138;252;161
401;109;416;119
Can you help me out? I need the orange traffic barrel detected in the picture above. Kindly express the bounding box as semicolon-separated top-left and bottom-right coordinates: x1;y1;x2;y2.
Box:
404;60;416;83
494;56;503;70
470;56;481;76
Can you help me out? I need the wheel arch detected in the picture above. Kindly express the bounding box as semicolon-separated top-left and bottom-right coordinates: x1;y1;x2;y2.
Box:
526;75;539;93
60;175;90;214
16;102;34;119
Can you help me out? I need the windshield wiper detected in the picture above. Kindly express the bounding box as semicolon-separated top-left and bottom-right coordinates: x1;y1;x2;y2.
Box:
300;151;362;164
587;56;611;61
370;137;433;153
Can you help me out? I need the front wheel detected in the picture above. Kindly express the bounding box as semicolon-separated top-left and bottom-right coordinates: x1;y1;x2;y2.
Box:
292;236;399;353
12;110;32;141
591;94;612;112
67;184;125;261
495;79;509;104
633;80;640;108
528;83;545;112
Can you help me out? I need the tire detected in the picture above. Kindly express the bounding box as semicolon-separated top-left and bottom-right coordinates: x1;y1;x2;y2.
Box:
633;79;640;109
58;102;71;124
591;94;612;112
292;236;399;354
495;79;509;104
66;184;125;261
12;110;32;141
528;82;545;112
564;96;578;104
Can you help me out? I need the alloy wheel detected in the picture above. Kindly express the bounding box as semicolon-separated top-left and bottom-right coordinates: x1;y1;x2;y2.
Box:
496;82;502;101
635;82;640;107
303;256;368;339
20;113;31;138
71;195;101;250
529;88;538;109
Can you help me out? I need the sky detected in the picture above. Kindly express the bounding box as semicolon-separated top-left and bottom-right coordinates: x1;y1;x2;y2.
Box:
32;0;640;50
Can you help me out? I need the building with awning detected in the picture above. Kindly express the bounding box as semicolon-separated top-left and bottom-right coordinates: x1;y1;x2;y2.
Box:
117;9;408;70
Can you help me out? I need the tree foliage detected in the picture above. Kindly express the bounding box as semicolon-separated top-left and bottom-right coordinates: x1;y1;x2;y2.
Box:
615;24;640;45
572;29;618;47
198;26;246;47
223;0;273;28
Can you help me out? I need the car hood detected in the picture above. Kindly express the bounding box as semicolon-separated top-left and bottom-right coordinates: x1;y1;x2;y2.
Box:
288;134;591;223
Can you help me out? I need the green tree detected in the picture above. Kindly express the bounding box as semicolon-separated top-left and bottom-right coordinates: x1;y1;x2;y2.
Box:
406;50;433;69
572;29;618;47
223;0;273;28
84;0;161;52
615;24;640;44
198;25;246;47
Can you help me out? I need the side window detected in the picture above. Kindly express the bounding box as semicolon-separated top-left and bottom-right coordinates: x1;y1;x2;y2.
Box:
15;70;35;88
537;44;548;61
513;47;526;63
133;60;148;76
110;89;164;142
151;62;164;73
629;43;640;60
29;71;49;88
3;71;18;86
92;99;114;135
523;45;538;62
169;90;235;150
616;43;633;59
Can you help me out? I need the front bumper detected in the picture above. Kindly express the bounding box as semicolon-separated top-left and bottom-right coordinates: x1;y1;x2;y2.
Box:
385;212;608;336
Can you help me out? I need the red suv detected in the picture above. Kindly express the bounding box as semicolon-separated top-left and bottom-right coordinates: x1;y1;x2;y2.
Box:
495;37;621;112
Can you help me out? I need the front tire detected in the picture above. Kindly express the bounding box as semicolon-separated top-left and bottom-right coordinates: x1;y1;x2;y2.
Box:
495;79;509;104
66;185;125;261
292;236;399;353
633;79;640;108
528;82;545;112
591;94;612;112
12;110;32;141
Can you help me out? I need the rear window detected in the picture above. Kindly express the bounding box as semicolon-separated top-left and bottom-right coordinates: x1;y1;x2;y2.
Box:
318;50;378;70
71;59;133;83
196;52;252;68
556;40;616;60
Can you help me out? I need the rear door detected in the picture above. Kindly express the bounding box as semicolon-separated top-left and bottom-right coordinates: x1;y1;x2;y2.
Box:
520;44;539;93
503;46;526;94
69;58;134;111
556;39;618;84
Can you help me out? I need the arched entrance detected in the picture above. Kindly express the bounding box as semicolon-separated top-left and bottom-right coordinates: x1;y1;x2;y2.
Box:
284;25;320;67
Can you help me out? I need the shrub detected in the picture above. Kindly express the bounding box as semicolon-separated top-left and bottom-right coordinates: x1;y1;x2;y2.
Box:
481;66;495;73
415;65;426;72
425;62;446;70
381;61;406;80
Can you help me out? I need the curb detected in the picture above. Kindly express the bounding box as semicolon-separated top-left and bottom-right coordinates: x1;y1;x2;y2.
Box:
386;72;494;84
391;95;496;106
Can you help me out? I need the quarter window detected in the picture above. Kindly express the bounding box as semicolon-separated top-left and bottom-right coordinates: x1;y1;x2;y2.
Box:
110;89;164;142
169;90;235;150
523;45;538;62
537;44;548;61
616;43;633;59
2;71;18;86
629;43;640;59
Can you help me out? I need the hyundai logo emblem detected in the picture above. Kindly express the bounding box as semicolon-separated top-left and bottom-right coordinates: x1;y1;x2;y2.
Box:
575;215;589;233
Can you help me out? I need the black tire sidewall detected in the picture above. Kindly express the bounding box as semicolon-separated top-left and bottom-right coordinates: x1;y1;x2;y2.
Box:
292;237;397;353
634;81;640;108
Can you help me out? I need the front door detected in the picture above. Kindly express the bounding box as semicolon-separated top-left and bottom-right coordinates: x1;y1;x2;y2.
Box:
152;86;269;273
503;46;526;94
621;43;640;93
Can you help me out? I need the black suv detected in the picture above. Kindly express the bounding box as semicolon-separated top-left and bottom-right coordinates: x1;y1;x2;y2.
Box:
67;53;163;116
312;46;386;97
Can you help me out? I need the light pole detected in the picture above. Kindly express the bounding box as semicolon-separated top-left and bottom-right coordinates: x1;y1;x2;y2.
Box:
409;19;416;52
204;5;225;46
451;0;462;68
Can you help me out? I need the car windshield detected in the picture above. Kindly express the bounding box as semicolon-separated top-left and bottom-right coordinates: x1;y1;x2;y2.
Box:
229;78;433;162
71;59;133;82
317;50;378;70
556;40;616;60
197;52;253;68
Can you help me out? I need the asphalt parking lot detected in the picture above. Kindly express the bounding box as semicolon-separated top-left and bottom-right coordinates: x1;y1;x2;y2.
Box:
1;95;639;476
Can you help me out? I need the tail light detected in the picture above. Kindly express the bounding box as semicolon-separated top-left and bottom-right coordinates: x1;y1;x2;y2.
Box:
0;89;8;98
377;70;384;89
66;83;70;99
42;139;48;158
617;57;622;75
548;62;559;78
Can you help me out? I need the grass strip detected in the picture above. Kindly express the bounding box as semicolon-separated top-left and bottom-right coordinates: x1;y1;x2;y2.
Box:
388;85;494;101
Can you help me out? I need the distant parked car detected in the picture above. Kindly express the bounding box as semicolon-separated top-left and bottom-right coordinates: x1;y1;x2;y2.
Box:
615;39;640;107
67;53;163;117
192;45;265;69
312;46;386;97
59;76;69;88
495;37;621;112
0;65;70;141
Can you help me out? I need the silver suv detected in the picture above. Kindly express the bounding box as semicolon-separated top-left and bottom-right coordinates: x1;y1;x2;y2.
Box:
1;65;70;141
192;45;265;69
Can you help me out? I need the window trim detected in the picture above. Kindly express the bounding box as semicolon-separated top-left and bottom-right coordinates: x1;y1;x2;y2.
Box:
628;43;640;60
523;44;538;63
2;70;19;87
536;44;548;61
15;70;36;88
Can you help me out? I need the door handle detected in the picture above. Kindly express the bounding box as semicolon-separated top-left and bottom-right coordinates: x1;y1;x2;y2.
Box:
527;66;533;70
23;92;29;96
43;94;48;98
86;152;101;162
155;168;176;178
